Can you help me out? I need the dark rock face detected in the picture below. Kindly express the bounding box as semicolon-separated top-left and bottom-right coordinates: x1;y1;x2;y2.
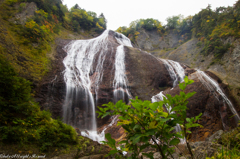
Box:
125;47;173;100
162;71;238;141
34;39;70;119
35;30;239;142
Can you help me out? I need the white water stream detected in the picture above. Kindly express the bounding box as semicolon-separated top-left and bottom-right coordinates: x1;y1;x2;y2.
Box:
152;59;186;143
196;70;240;121
62;30;132;142
62;29;238;144
161;59;185;87
113;45;132;103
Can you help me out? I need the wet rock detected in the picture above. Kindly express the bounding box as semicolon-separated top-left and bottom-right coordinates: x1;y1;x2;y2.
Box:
162;71;237;141
35;30;238;142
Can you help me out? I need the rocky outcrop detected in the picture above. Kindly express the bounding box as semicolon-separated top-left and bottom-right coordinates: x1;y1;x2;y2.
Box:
161;71;238;141
35;30;239;142
125;47;173;100
9;2;37;25
135;29;185;51
34;39;70;118
151;37;240;109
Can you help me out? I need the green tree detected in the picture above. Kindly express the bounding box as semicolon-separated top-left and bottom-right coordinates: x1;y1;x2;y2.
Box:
98;76;202;159
0;55;78;151
166;15;182;29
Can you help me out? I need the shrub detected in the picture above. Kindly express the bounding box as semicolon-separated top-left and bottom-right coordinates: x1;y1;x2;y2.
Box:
98;76;202;159
0;55;78;151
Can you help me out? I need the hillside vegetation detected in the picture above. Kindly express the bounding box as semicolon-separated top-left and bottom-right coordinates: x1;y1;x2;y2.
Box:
0;0;107;154
0;0;106;82
117;1;240;60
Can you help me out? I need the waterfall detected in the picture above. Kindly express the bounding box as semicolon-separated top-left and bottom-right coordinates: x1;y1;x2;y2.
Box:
113;45;132;103
62;30;111;141
161;59;185;87
62;30;133;142
156;59;186;142
196;70;240;121
114;32;132;47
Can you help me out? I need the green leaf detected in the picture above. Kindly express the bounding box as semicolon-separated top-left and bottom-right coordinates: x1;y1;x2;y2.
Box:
158;112;168;118
142;152;154;159
168;114;178;119
184;76;189;83
195;113;202;120
185;92;196;99
179;83;186;91
145;129;156;136
162;144;168;154
158;118;170;123
141;136;149;143
130;134;142;144
133;124;141;131
149;102;158;111
132;103;141;111
180;91;186;98
118;140;127;144
102;112;110;118
186;118;191;122
187;130;192;133
174;133;183;138
169;138;180;145
105;133;116;147
117;119;132;125
107;149;118;156
187;79;194;85
171;105;187;112
149;121;157;129
12;121;18;124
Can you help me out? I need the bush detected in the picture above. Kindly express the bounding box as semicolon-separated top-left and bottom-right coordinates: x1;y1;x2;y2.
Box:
98;76;202;159
0;55;78;151
201;38;231;59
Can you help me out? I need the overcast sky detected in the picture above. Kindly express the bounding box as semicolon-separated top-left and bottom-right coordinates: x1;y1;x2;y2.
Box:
63;0;237;31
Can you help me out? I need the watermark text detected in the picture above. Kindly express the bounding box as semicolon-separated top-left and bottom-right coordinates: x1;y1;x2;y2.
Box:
0;154;46;158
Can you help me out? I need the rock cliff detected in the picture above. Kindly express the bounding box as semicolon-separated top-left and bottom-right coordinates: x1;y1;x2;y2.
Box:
135;29;185;51
151;37;240;108
35;30;240;142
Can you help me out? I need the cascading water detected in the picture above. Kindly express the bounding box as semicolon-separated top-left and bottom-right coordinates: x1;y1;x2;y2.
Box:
112;32;132;104
62;30;133;142
196;70;240;121
63;30;111;141
168;60;185;83
113;45;132;103
114;32;132;47
152;59;188;143
62;28;238;144
160;59;185;87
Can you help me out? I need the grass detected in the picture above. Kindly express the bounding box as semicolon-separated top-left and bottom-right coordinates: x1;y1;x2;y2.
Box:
206;125;240;159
